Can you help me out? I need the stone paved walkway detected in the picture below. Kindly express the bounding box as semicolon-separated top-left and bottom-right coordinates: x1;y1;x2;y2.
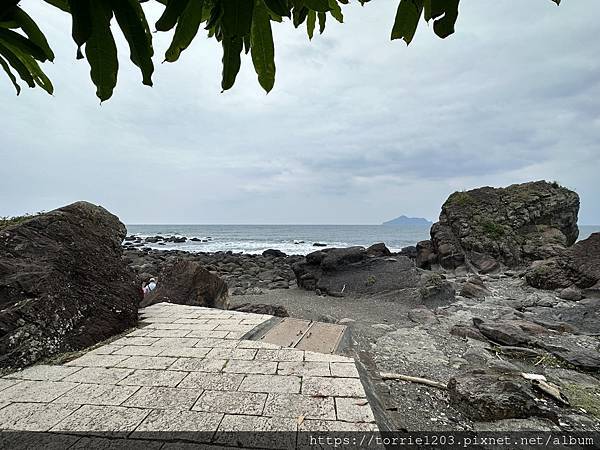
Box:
0;303;378;447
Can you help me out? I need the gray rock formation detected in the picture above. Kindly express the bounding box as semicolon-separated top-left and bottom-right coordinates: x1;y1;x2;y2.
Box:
0;202;140;370
141;260;229;309
416;181;579;272
292;246;421;296
526;232;600;291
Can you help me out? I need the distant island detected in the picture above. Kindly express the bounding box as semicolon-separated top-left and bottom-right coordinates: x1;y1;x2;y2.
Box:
382;215;432;226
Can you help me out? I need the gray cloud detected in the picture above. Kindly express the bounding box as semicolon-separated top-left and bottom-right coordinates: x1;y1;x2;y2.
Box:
1;0;599;224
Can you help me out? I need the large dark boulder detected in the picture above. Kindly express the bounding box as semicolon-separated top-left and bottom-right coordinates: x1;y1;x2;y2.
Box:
416;181;579;272
141;260;229;309
0;201;140;371
292;246;421;296
526;232;600;291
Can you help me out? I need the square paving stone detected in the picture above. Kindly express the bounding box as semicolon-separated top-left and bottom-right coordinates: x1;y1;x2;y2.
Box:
0;378;21;395
222;360;277;375
126;329;154;337
255;349;304;362
0;402;80;431
158;347;211;358
237;340;281;350
225;331;249;339
169;358;226;373
51;405;150;434
86;345;123;355
277;361;330;377
186;330;228;338
3;365;81;382
133;409;223;442
123;386;201;410
63;367;134;385
112;346;163;357
192;390;267;416
112;337;161;346
205;348;257;360
118;369;188;387
238;375;301;394
262;393;335;420
151;337;199;348
115;356;177;370
194;338;237;348
178;372;244;391
147;329;192;338
304;351;353;363
330;362;360;378
301;377;366;397
0;380;79;403
66;354;129;368
214;414;297;448
53;383;140;406
335;397;376;423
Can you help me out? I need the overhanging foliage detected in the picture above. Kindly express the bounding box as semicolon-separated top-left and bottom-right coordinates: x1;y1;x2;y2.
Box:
0;0;561;101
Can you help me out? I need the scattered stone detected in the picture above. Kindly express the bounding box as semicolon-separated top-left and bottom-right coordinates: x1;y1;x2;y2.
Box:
141;260;229;309
448;370;556;422
459;276;490;299
262;249;287;258
558;286;583;301
366;243;391;257
338;318;355;325
372;324;395;332
473;318;532;346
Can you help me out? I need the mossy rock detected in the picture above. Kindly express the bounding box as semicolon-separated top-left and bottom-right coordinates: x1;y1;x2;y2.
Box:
561;383;600;419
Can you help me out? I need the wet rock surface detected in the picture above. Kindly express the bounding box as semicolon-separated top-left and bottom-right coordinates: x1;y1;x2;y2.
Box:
0;202;140;371
416;181;580;272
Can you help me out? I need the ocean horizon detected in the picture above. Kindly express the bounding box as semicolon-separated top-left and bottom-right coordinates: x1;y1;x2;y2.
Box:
126;224;600;256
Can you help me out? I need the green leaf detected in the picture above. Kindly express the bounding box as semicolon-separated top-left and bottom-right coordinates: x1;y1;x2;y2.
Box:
391;0;423;45
221;36;243;91
292;6;308;27
155;0;189;32
67;0;92;59
0;28;48;62
306;10;315;39
251;0;275;93
165;0;205;62
0;53;21;94
264;0;290;18
304;0;330;12
111;0;154;86
85;0;118;101
317;11;326;33
432;0;458;38
10;7;55;61
222;0;254;38
424;0;444;22
327;0;343;23
6;42;53;94
0;42;34;87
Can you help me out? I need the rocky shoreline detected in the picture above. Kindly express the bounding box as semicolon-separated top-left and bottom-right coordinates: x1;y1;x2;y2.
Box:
1;180;598;433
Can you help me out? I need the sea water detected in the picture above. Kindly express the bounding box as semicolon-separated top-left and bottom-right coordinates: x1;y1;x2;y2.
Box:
126;224;600;256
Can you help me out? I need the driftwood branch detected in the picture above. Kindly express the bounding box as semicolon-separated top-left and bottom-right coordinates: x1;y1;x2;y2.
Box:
380;372;447;390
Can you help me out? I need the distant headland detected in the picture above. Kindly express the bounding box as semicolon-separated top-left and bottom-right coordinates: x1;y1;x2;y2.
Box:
382;215;432;226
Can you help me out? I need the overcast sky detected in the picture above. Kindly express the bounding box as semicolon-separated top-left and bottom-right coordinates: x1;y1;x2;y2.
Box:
1;1;599;224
